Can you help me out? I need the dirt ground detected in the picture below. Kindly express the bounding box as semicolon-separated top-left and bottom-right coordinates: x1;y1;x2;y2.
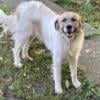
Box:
79;37;100;85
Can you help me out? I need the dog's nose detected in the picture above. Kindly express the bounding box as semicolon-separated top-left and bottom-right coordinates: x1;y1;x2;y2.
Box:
67;25;72;30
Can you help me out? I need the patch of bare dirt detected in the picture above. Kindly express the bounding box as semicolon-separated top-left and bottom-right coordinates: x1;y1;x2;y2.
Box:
79;37;100;85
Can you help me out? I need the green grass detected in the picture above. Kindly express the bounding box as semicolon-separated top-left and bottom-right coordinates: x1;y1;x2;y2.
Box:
0;6;11;15
0;37;100;100
0;4;100;100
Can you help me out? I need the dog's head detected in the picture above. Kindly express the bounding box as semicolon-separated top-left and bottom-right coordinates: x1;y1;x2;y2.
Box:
55;12;83;38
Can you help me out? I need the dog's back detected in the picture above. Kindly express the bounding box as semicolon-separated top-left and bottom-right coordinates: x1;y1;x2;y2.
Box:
13;1;58;51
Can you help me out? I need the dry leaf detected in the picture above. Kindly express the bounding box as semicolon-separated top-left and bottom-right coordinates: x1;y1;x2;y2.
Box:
85;49;91;54
0;57;3;60
0;89;3;96
65;80;70;89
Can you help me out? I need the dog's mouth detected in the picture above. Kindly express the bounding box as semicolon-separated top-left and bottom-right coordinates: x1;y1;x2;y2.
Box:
65;32;74;38
62;29;73;38
62;27;77;38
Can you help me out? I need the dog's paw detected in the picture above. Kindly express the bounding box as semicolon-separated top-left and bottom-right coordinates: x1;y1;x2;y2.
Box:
73;80;81;88
13;63;23;68
55;86;63;94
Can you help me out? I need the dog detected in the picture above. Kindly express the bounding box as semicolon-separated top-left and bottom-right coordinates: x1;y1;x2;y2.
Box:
0;1;84;94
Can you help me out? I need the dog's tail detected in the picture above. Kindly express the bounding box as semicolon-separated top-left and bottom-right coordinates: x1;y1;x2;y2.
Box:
0;9;8;24
0;9;10;37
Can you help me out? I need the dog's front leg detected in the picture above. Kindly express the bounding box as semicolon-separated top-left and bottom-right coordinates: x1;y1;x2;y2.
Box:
68;54;81;88
52;54;63;94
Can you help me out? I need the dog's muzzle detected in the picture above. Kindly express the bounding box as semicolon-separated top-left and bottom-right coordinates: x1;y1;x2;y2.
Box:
62;25;77;38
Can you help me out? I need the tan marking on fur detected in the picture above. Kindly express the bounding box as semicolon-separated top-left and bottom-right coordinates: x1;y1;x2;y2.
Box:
55;12;84;57
59;12;81;21
56;12;82;37
68;31;84;57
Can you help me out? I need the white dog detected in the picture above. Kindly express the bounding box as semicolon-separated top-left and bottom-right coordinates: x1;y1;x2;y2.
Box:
0;1;84;94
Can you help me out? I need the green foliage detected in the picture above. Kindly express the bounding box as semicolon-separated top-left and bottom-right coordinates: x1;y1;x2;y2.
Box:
0;96;6;100
55;0;76;6
0;6;11;15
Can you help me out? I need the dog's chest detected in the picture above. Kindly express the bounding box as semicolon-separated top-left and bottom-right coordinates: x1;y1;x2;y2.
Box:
62;37;71;56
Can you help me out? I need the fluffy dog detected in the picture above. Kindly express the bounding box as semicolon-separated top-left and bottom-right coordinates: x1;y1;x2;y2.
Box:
0;1;84;94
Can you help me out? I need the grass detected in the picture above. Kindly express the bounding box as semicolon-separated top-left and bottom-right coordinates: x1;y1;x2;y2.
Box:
0;37;100;100
0;4;100;100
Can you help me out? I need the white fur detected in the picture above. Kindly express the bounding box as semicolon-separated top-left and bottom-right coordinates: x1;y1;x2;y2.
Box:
0;1;84;94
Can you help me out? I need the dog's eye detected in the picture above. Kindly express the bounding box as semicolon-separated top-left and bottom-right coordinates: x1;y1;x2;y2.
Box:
71;17;77;21
62;18;67;22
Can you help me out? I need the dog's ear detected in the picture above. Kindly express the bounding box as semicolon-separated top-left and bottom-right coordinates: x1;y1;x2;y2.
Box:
79;20;84;30
79;16;84;30
79;21;82;28
55;18;59;31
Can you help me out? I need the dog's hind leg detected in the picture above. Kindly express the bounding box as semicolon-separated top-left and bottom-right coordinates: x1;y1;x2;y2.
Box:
12;34;27;68
21;36;33;61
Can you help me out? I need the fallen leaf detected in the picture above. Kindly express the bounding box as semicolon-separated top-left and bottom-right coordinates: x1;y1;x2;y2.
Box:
9;85;14;90
23;72;27;77
26;84;32;89
0;90;3;96
85;49;91;54
0;57;3;61
65;80;70;89
32;87;35;93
